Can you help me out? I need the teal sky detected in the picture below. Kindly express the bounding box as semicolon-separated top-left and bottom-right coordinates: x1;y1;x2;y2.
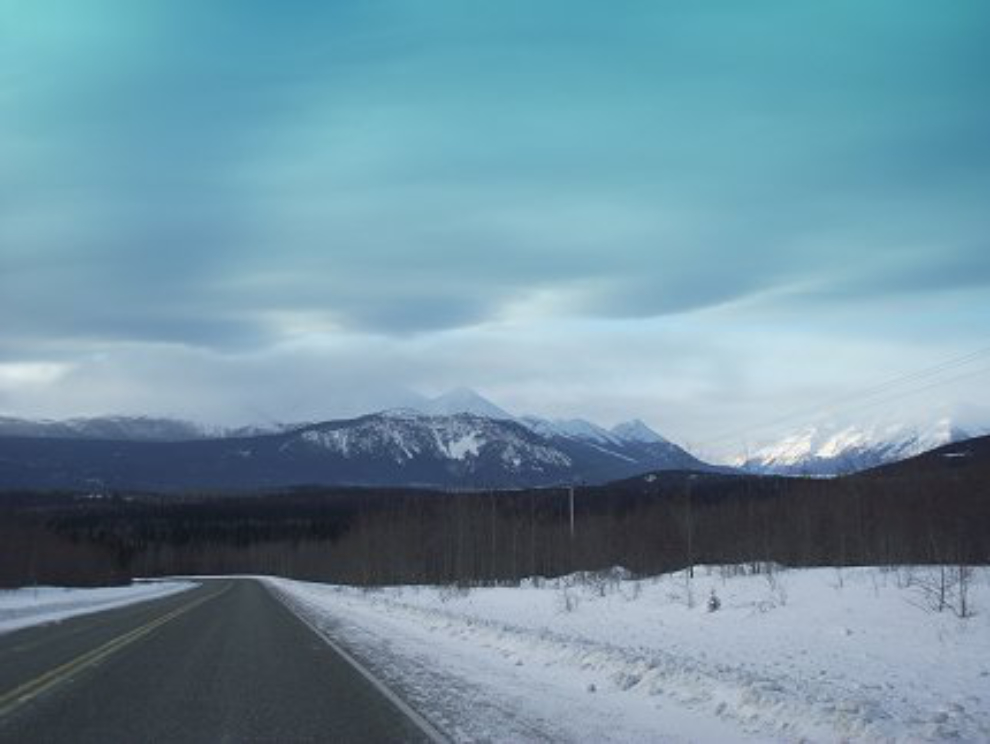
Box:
1;1;989;457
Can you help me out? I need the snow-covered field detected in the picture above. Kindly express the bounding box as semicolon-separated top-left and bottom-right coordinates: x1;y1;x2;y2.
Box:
0;580;197;635
264;566;990;743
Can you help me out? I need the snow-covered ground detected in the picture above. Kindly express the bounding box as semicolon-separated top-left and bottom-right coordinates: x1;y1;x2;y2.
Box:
264;566;990;743
0;580;197;635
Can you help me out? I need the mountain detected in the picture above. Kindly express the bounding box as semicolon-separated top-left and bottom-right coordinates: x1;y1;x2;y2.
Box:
518;415;705;473
611;419;668;444
0;409;712;492
0;415;219;442
519;416;620;444
852;432;990;480
415;387;514;420
736;419;972;477
0;414;312;442
4;391;973;488
223;422;310;438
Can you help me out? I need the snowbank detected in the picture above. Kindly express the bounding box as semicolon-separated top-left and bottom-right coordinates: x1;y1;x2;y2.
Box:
0;580;198;635
264;566;990;742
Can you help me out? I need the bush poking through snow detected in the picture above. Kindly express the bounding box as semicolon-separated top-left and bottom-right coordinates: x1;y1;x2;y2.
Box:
909;565;977;618
439;582;472;603
764;567;788;608
556;586;580;613
707;588;721;613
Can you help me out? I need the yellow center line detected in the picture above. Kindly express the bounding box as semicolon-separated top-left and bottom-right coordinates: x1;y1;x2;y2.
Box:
0;583;228;719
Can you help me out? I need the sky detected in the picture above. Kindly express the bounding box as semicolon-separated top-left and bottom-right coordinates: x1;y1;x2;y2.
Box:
1;1;989;461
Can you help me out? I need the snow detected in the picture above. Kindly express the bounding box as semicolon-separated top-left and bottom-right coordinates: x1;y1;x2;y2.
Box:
301;428;356;457
264;566;990;742
301;419;427;462
519;417;640;463
737;418;968;475
817;427;872;459
444;432;483;460
522;417;622;445
417;388;515;420
522;416;670;449
611;419;668;444
739;428;819;467
297;413;571;471
0;580;198;635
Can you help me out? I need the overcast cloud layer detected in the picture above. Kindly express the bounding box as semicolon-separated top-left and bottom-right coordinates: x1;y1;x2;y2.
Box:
2;1;988;459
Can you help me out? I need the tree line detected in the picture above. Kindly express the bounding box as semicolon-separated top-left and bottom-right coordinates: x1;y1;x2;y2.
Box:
1;442;988;588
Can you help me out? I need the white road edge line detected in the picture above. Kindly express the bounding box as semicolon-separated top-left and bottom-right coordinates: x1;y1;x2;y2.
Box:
260;580;450;744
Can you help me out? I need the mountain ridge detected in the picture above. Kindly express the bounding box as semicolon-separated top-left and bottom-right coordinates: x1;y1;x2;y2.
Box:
2;390;981;487
0;404;712;492
735;418;975;476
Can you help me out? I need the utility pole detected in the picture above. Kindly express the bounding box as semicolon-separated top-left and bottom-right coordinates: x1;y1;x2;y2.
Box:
490;488;497;583
686;475;694;578
568;486;575;540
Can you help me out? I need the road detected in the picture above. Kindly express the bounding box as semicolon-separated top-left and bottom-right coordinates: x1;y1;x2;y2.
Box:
0;579;436;743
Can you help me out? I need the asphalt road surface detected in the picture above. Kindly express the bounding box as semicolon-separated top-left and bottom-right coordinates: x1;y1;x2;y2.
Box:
0;579;436;743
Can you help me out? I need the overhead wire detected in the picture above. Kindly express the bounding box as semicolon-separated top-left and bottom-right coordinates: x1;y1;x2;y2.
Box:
704;344;990;450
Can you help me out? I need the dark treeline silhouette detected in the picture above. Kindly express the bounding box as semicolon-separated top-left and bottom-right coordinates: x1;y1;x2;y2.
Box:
1;436;988;588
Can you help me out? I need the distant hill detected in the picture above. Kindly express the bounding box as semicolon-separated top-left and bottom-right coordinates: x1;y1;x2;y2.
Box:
3;390;980;491
0;409;712;492
735;419;975;476
0;415;220;442
852;432;990;481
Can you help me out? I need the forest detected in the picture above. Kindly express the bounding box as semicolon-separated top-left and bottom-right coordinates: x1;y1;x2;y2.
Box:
1;436;988;588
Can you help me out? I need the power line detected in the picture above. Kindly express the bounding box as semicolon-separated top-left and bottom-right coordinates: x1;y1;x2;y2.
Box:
706;344;990;448
823;363;990;420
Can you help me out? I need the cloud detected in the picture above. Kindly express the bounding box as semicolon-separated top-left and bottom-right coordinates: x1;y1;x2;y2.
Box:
3;2;989;343
2;284;986;464
1;1;988;446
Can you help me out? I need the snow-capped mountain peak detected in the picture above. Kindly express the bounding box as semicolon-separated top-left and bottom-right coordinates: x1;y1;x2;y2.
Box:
519;416;621;445
0;403;713;489
611;419;667;444
416;388;514;420
292;411;572;482
265;408;709;487
736;418;971;476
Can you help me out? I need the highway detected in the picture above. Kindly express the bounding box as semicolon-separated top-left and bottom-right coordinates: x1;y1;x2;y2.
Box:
0;579;436;743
